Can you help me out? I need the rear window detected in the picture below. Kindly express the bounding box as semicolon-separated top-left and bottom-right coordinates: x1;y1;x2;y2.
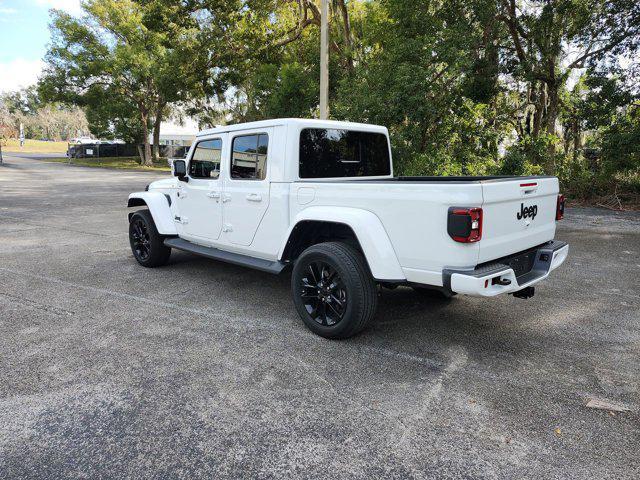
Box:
299;128;391;178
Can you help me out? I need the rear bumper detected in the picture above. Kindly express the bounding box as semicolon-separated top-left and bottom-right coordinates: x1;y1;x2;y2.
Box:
443;240;568;297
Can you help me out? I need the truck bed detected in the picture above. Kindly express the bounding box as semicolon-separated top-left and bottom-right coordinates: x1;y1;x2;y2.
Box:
291;174;560;280
344;175;555;183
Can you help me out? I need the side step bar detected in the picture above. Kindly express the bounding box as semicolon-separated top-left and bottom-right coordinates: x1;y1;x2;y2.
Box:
164;237;287;274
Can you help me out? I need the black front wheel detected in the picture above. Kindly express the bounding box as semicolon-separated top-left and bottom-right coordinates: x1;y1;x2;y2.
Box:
291;242;378;339
129;209;171;267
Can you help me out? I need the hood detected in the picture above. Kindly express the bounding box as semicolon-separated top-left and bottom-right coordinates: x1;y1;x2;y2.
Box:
149;178;178;190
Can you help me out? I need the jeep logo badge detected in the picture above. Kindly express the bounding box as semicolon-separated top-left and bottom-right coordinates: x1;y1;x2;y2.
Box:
517;203;537;220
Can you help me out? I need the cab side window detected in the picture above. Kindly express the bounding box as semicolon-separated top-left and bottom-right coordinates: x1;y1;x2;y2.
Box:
189;139;222;179
231;134;268;180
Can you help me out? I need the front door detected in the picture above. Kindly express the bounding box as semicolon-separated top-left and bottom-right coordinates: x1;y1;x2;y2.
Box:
223;129;272;246
177;136;225;243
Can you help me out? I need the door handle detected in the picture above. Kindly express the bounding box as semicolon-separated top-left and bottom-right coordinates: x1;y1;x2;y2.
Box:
207;191;221;199
246;193;262;202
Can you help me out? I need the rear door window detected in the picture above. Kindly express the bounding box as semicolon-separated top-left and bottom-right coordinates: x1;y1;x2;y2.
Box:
231;134;268;180
299;128;391;178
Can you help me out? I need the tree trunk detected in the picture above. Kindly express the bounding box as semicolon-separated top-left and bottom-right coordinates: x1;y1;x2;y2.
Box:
139;109;152;167
137;144;145;165
152;121;160;162
152;102;164;162
532;82;545;138
563;124;571;155
143;138;152;167
572;118;581;161
337;0;354;71
525;110;532;136
544;83;559;173
546;85;558;137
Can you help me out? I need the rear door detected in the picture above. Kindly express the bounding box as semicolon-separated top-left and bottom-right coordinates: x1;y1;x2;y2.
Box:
222;128;272;246
478;177;559;262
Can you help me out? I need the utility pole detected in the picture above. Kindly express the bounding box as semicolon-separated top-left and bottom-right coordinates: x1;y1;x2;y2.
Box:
319;0;329;119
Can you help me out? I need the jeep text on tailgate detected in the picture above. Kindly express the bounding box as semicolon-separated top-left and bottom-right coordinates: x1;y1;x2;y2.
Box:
127;119;568;339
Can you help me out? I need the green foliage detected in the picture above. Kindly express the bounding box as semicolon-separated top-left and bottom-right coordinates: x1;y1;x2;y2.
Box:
192;0;637;203
577;74;634;130
39;0;240;163
500;136;557;176
331;0;507;176
555;154;597;199
83;87;144;143
1;86;42;115
600;104;640;175
32;0;640;203
241;62;319;120
40;2;158;160
554;103;640;197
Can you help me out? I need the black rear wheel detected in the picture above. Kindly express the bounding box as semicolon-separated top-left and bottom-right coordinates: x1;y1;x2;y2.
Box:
299;260;348;327
292;242;377;339
129;209;171;267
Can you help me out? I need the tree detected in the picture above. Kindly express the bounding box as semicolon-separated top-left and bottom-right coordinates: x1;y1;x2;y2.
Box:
497;0;640;171
274;0;355;71
41;0;230;165
41;3;154;163
33;0;638;201
1;87;88;141
600;102;640;176
82;85;144;143
331;0;511;174
0;102;16;141
1;86;42;115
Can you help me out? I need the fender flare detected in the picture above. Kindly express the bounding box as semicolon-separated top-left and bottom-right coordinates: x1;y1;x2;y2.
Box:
279;206;405;281
127;191;177;235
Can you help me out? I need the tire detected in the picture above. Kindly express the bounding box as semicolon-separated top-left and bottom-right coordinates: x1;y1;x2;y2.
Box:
291;241;378;339
129;209;171;267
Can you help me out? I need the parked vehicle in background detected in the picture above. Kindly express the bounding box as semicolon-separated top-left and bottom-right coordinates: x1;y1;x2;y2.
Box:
127;119;568;338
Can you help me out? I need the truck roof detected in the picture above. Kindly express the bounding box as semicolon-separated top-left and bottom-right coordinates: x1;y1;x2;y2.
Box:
196;118;388;137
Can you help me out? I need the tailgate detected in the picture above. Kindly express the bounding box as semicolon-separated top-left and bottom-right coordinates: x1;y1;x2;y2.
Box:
478;177;559;263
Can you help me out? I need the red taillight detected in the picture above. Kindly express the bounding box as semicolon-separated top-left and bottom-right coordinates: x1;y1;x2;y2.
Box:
556;194;565;220
448;207;483;243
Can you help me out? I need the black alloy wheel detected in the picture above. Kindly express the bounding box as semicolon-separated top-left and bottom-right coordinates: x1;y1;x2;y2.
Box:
291;242;378;339
299;260;348;326
128;209;172;267
130;218;151;261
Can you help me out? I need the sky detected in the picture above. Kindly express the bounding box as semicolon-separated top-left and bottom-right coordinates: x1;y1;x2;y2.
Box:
0;0;82;93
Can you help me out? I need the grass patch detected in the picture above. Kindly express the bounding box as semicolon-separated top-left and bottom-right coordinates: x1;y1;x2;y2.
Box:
44;156;171;172
2;138;69;153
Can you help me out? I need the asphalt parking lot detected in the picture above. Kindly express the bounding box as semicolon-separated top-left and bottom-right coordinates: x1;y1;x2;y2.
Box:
1;154;639;479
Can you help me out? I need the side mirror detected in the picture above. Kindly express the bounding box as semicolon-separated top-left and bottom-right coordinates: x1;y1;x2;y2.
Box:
173;159;188;181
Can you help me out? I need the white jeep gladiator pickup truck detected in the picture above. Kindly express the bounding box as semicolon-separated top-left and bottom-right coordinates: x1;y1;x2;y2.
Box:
127;118;568;338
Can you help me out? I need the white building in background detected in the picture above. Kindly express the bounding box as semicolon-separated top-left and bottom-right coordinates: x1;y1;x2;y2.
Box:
149;117;199;147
